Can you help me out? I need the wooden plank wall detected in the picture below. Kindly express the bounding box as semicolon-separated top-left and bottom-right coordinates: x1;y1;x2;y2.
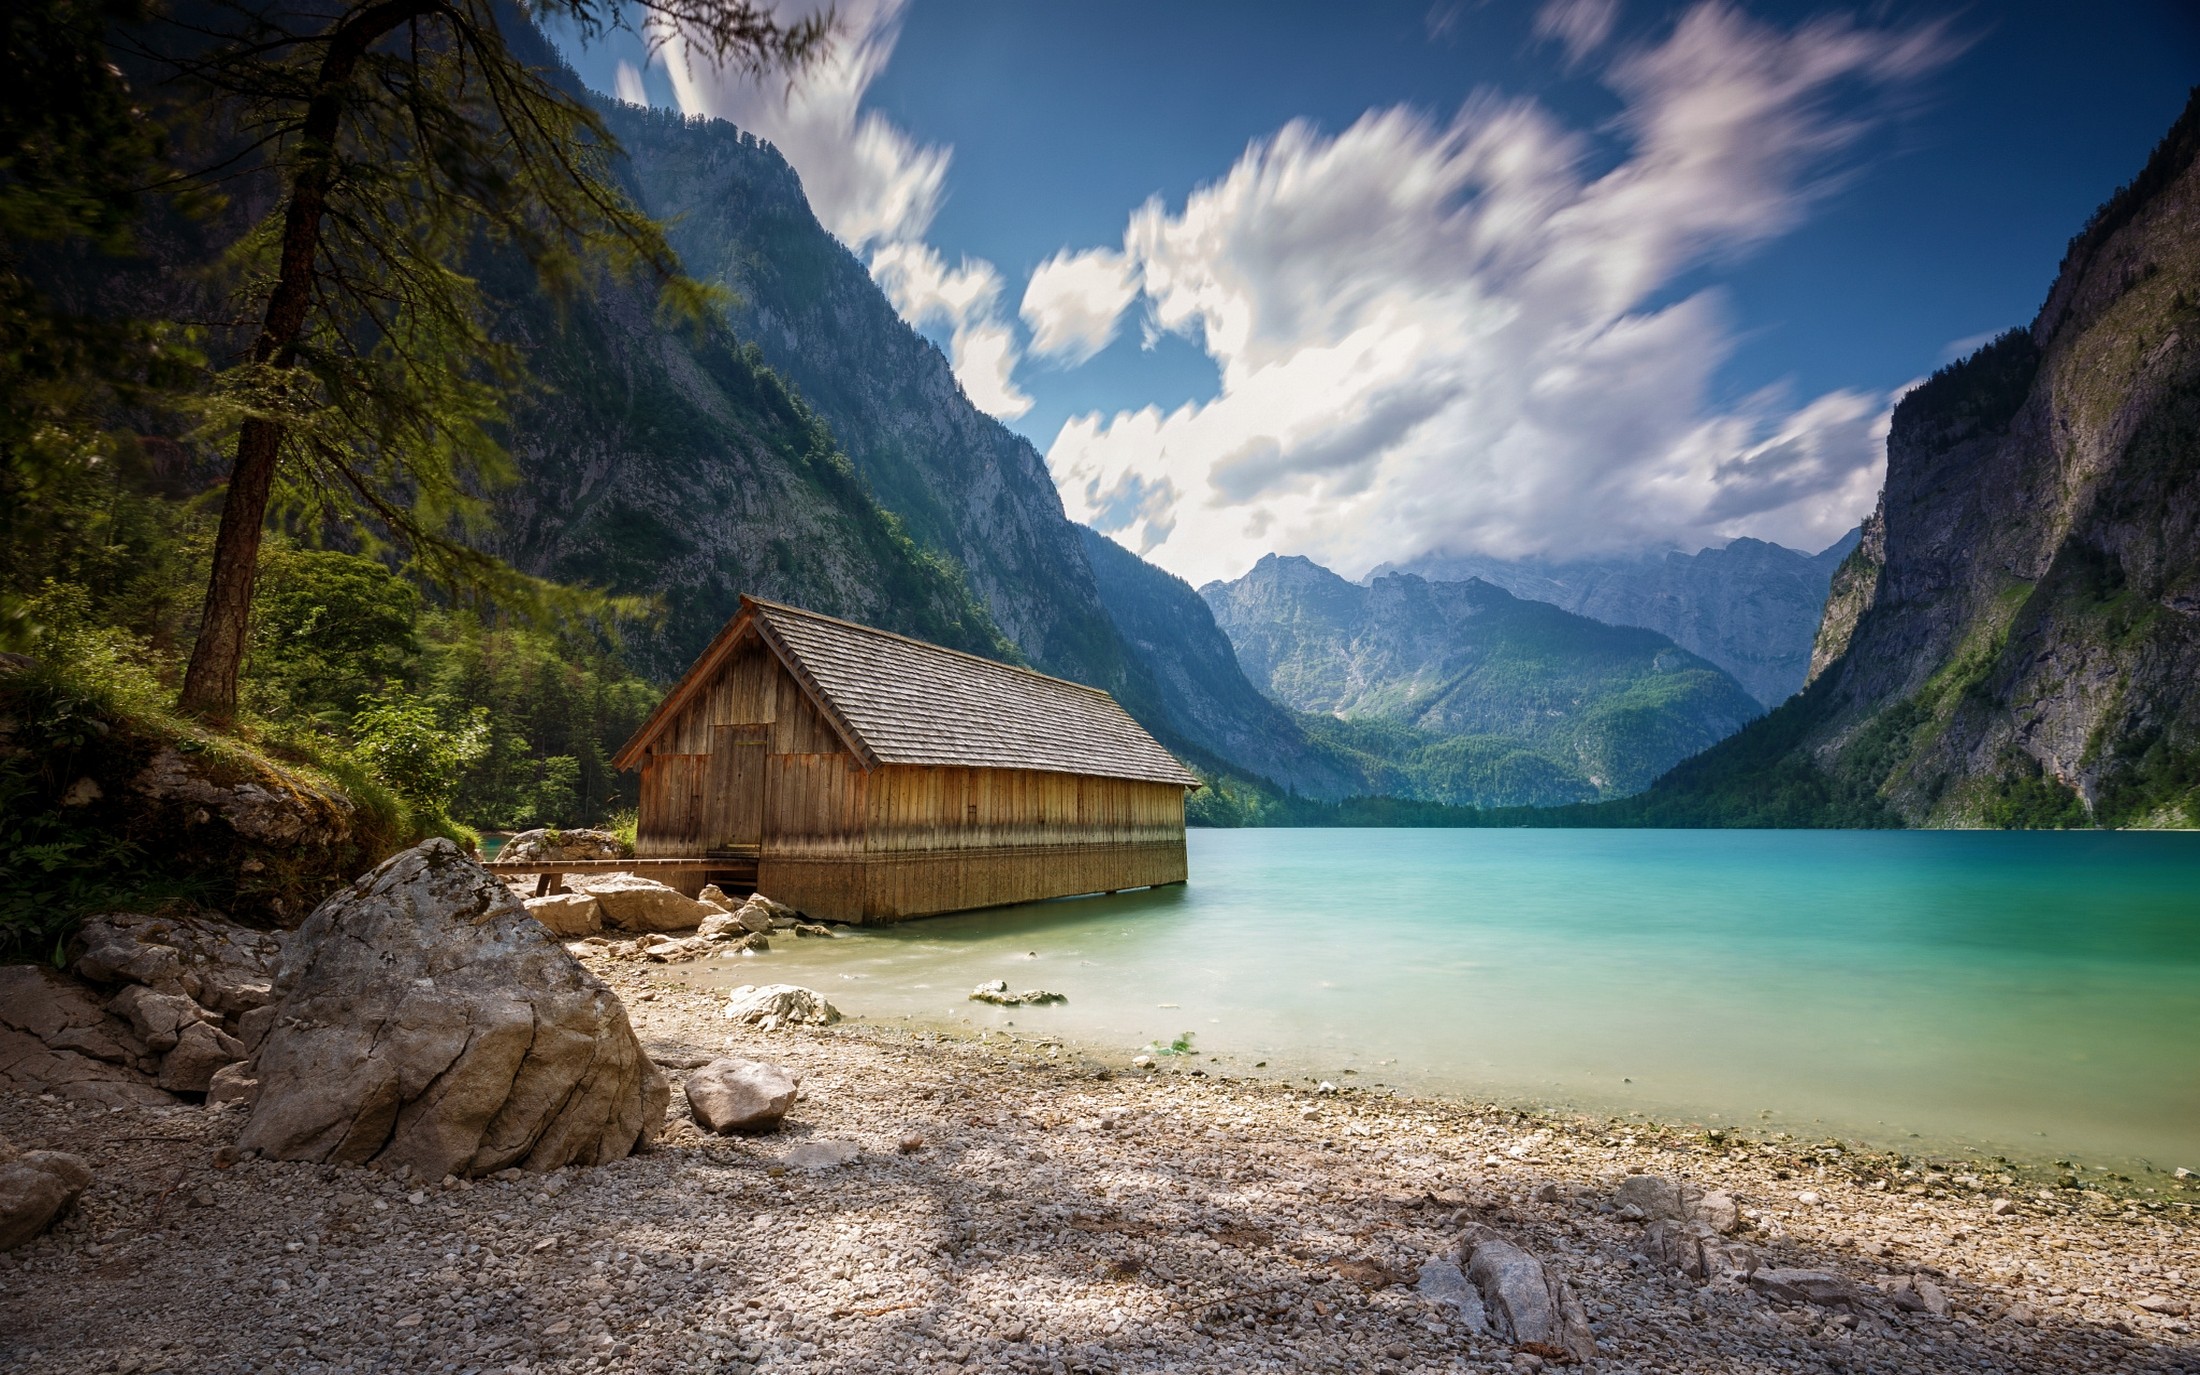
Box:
633;628;1195;922
757;770;1188;921
864;767;1184;854
639;637;867;856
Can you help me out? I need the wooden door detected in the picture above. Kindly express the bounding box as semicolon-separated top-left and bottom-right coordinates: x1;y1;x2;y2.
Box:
706;724;768;851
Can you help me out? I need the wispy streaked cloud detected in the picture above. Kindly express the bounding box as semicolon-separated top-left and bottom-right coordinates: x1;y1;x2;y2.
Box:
655;0;1031;418
1021;249;1142;364
1043;3;1962;586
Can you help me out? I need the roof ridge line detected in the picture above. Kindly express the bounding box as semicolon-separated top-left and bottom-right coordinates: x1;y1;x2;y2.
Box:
744;596;1121;699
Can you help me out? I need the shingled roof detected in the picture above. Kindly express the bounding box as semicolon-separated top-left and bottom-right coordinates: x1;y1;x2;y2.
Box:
614;598;1202;788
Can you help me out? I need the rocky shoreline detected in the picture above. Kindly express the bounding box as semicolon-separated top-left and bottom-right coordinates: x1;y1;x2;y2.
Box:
4;919;2197;1374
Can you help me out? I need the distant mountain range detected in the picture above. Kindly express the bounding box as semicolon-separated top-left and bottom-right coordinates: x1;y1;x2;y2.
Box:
1374;532;1859;710
1641;89;2200;829
1200;556;1764;807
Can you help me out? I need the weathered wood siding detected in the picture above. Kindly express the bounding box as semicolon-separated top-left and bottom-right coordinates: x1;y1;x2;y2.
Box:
638;640;863;859
635;627;1190;921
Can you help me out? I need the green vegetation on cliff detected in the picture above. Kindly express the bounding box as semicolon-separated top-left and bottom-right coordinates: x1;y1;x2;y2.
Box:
1201;555;1764;808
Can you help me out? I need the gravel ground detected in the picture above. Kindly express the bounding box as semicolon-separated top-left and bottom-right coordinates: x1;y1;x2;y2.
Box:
4;952;2196;1375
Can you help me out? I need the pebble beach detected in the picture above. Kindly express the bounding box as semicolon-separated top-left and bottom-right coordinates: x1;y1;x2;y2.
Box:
3;945;2196;1375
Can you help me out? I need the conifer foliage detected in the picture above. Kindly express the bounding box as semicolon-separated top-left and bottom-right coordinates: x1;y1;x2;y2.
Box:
129;0;831;720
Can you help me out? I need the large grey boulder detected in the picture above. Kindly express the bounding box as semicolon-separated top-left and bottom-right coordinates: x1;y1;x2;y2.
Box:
1456;1225;1596;1362
239;839;669;1177
0;1136;92;1250
0;966;171;1108
498;828;628;863
568;873;716;933
73;911;282;1019
523;892;604;937
684;1058;799;1133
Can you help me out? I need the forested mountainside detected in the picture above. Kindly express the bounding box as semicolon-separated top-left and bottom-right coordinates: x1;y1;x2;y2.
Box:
1075;530;1361;799
576;94;1352;797
1382;533;1858;709
476;204;1013;677
596;100;1119;678
1642;90;2200;828
1200;556;1764;807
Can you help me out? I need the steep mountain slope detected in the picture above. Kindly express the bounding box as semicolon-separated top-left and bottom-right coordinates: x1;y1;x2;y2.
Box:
1201;556;1764;806
479;230;1013;678
1382;533;1858;709
602;105;1114;676
1075;529;1361;798
44;15;1015;684
583;100;1348;797
1648;91;2200;828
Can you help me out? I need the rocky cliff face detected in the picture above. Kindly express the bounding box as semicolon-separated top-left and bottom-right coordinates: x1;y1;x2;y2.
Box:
574;99;1349;797
483;246;1012;677
1669;92;2200;828
1201;555;1763;805
1386;533;1857;710
595;105;1132;685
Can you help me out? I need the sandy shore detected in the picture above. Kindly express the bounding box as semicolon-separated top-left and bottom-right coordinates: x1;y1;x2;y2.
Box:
3;949;2195;1375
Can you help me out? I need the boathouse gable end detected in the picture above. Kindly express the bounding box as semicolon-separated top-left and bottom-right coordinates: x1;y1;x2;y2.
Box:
610;598;1198;922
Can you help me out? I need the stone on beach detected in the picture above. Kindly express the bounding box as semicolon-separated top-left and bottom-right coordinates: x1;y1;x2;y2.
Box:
783;1139;859;1171
0;1136;92;1250
1750;1267;1865;1310
723;984;840;1029
968;980;1066;1006
1643;1217;1759;1284
205;1060;260;1109
238;839;668;1178
566;873;717;933
1615;1174;1741;1233
1415;1257;1489;1333
1456;1224;1596;1361
683;1058;800;1133
155;1019;247;1093
1886;1273;1953;1318
740;893;800;926
523;892;604;937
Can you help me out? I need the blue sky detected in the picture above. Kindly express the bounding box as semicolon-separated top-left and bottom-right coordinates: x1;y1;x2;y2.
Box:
556;2;2199;584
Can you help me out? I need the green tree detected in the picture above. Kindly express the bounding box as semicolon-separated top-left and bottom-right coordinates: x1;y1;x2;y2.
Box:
155;0;831;720
248;547;420;721
0;0;201;650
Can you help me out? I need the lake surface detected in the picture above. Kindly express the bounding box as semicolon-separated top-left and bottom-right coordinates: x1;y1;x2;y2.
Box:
679;829;2200;1176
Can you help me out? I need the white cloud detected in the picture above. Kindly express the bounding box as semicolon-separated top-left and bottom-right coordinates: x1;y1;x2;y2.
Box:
1021;249;1142;364
614;60;648;108
1047;2;1958;587
1533;0;1620;67
1937;329;2002;362
655;0;1032;418
870;242;1033;418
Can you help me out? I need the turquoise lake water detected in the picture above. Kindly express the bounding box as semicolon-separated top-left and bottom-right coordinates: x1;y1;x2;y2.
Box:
680;829;2200;1176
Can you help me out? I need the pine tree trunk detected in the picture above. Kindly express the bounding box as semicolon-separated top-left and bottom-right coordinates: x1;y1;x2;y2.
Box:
176;418;284;719
177;0;438;721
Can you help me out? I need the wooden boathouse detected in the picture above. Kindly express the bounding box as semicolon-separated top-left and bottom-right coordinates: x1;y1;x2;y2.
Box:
602;597;1201;923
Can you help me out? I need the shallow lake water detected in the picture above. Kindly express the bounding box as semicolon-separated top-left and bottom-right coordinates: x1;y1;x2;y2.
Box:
674;828;2200;1175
